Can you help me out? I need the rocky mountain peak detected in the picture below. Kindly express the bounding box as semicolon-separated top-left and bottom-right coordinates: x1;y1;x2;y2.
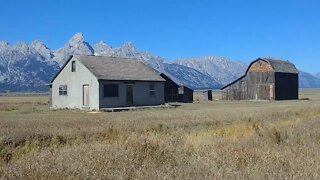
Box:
30;40;53;60
1;33;319;92
67;33;85;47
96;40;107;46
14;41;29;50
93;41;113;56
0;41;9;49
53;33;94;66
31;40;46;48
121;42;137;52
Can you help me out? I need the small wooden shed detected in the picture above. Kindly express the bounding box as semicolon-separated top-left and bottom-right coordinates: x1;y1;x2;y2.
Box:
160;73;194;103
221;58;299;101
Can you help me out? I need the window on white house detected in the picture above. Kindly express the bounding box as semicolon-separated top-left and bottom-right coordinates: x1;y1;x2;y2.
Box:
149;84;156;96
71;61;76;72
59;85;68;96
104;84;119;97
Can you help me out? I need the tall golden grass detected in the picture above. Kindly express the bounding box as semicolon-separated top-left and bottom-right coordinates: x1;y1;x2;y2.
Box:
1;90;320;179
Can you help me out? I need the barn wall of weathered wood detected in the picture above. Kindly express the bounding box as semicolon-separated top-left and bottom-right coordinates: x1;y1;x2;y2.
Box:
222;60;276;100
222;76;247;100
222;59;299;101
247;72;275;100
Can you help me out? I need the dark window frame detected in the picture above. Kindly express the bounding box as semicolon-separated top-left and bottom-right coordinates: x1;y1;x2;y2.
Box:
149;84;156;96
178;86;184;94
71;61;76;72
59;85;68;96
103;84;119;97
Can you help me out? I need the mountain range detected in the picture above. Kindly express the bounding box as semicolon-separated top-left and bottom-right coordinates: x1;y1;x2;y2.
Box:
0;33;319;92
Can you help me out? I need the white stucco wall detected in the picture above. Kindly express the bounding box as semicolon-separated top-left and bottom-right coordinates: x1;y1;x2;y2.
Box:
99;81;165;108
51;57;99;110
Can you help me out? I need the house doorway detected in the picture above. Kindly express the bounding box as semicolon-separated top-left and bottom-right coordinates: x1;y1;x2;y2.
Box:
126;84;133;106
83;85;90;107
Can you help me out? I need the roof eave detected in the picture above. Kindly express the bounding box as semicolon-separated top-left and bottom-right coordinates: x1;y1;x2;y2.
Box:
50;55;74;83
97;78;166;82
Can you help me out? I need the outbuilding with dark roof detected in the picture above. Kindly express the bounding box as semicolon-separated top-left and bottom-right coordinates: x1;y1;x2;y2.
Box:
160;73;194;103
50;55;165;110
221;58;299;100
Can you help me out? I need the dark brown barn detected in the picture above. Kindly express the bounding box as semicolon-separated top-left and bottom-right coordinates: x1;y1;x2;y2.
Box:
221;58;299;101
160;73;194;103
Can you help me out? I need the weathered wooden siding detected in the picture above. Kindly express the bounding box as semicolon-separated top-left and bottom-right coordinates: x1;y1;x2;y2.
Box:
247;72;275;100
222;59;299;101
222;66;275;100
179;87;194;103
222;76;247;100
248;60;273;72
160;74;193;103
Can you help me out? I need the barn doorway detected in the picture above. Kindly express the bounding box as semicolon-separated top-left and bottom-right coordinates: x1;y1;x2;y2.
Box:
83;85;90;107
269;84;274;100
126;84;133;106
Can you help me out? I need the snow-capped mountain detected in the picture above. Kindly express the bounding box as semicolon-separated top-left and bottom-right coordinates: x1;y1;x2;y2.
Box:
91;41;220;88
163;63;221;89
175;57;247;85
0;41;59;92
299;71;320;88
93;41;166;73
93;41;114;56
30;40;54;61
0;32;319;92
53;33;94;66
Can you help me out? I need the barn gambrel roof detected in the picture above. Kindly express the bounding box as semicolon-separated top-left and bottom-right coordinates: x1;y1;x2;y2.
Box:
247;58;299;74
221;57;299;90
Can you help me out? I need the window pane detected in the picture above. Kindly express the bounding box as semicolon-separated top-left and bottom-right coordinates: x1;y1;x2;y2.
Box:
59;85;68;96
149;84;156;96
71;61;76;72
149;84;155;90
150;90;155;96
104;84;119;97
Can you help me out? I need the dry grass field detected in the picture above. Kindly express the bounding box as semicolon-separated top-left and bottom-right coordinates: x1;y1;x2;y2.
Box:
1;89;320;179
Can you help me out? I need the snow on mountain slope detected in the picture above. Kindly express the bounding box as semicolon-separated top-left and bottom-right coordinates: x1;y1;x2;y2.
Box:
1;32;319;92
93;41;114;56
299;71;320;88
93;41;166;73
92;41;217;88
53;33;94;66
175;56;247;86
0;42;59;92
163;63;222;89
30;40;54;61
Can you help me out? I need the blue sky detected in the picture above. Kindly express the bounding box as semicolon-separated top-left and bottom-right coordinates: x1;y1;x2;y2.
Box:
0;0;319;73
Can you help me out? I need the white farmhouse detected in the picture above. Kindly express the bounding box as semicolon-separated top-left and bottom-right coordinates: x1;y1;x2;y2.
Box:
50;55;165;110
